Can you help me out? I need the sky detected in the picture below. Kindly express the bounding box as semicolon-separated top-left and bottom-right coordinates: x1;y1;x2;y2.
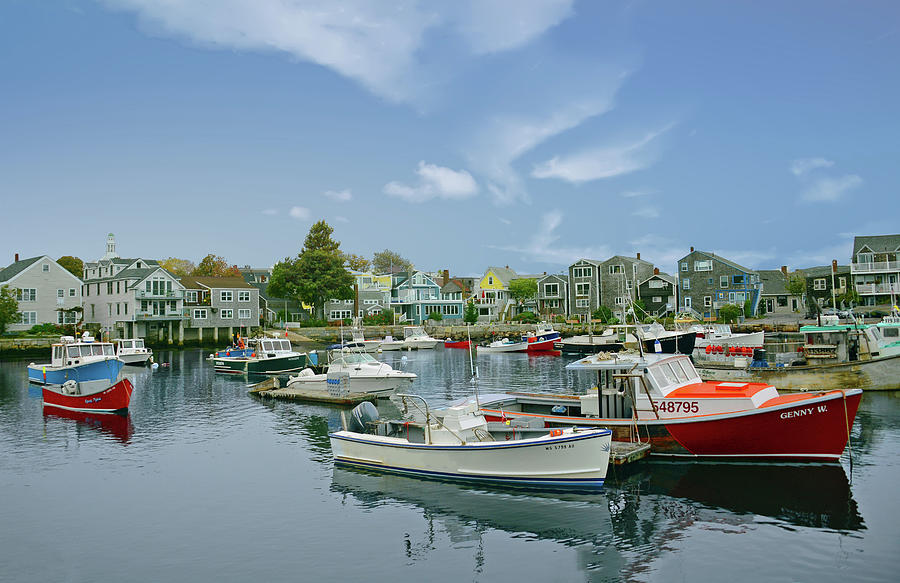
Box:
1;0;898;277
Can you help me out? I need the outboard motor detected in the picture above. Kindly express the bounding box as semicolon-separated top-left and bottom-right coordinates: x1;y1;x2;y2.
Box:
346;401;379;433
750;348;768;368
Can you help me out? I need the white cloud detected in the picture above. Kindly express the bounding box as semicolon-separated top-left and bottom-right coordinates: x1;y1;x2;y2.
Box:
261;208;278;215
489;210;611;265
324;189;352;202
384;161;479;203
531;123;675;184
102;1;574;105
801;175;863;203
289;206;310;220
498;217;512;225
790;157;834;176
632;206;659;219
620;189;654;198
334;216;350;223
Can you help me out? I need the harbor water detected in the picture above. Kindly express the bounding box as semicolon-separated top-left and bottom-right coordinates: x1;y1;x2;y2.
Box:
1;348;898;582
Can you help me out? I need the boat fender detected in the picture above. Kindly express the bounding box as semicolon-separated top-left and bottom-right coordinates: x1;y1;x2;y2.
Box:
705;345;712;354
549;429;563;437
251;352;256;357
551;405;567;414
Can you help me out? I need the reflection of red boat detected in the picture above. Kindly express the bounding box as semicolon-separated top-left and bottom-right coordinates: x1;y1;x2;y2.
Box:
473;353;861;461
444;339;472;349
43;407;133;443
42;377;134;414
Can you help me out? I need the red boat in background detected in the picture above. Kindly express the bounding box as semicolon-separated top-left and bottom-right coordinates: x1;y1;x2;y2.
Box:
444;339;472;349
467;353;861;462
522;324;561;353
42;377;134;414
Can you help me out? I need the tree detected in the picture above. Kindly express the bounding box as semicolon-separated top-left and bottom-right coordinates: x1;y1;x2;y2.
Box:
591;305;613;323
508;278;537;303
744;298;754;318
0;285;19;335
192;254;241;277
57;256;83;278
786;274;807;297
372;249;413;274
839;289;861;309
160;257;196;277
427;311;443;321
463;300;478;325
268;221;354;319
719;304;742;324
343;252;371;272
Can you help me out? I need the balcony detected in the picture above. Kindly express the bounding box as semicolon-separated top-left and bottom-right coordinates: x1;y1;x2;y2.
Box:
851;261;900;274
134;310;189;320
855;283;900;295
135;289;185;299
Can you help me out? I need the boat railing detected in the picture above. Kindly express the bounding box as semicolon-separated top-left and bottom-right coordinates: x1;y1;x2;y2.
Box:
395;393;471;445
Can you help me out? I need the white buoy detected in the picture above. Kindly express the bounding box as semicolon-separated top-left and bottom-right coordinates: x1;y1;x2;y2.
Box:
151;362;159;370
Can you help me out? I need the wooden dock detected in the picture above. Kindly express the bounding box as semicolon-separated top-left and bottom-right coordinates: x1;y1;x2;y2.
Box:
248;377;384;406
609;441;651;465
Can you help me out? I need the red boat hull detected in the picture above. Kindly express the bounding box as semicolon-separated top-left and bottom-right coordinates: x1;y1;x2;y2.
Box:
444;340;472;349
42;377;134;414
524;337;556;352
483;390;861;461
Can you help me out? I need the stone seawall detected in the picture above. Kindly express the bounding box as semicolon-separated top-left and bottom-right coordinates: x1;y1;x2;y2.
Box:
0;337;55;359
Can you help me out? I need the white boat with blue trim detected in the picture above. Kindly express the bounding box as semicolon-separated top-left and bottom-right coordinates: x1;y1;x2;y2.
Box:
329;396;611;490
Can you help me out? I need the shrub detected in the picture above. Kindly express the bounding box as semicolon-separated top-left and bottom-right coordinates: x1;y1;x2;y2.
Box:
427;312;443;321
28;323;63;335
512;311;538;323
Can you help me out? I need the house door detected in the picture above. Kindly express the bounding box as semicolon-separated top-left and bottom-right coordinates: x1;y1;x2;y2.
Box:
765;299;775;313
791;298;799;311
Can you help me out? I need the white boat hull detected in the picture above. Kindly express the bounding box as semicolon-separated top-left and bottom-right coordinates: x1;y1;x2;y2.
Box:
117;352;152;365
379;341;406;351
478;342;528;353
329;428;611;489
287;374;415;394
695;331;765;348
405;339;440;350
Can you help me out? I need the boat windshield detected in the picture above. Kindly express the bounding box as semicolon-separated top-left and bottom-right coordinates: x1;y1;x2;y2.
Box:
404;327;425;339
647;358;699;388
135;340;144;349
882;326;899;339
91;345;104;356
80;345;93;357
104;344;114;356
67;346;80;358
336;352;376;365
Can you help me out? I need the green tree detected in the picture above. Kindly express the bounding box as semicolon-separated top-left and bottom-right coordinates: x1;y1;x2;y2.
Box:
591;305;613;323
463;300;478;325
427;311;443;321
160;257;197;277
0;285;20;335
343;252;371;272
372;249;413;274
839;289;861;309
719;303;742;324
627;299;647;323
268;221;354;319
744;298;754;318
192;254;241;277
512;311;538;323
786;274;807;297
57;256;83;278
508;278;537;303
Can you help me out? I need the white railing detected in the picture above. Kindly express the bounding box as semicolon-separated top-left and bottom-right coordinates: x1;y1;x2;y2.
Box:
851;261;900;273
855;283;900;295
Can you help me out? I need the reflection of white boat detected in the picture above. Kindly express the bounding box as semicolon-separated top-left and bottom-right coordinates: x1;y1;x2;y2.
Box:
477;338;528;353
403;326;440;349
286;351;416;395
114;338;153;365
329;397;611;489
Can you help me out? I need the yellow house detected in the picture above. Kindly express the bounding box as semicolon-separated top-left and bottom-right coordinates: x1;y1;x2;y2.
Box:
475;266;519;321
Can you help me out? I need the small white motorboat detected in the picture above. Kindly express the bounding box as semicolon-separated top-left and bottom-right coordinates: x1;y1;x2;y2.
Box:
402;326;441;349
379;335;407;351
286;350;416;395
114;338;153;366
329;396;612;490
477;338;528;353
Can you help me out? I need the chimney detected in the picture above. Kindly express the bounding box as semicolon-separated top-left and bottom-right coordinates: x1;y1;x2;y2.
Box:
636;252;641;260
443;269;449;285
780;265;788;276
832;259;838;273
14;253;19;262
654;267;659;275
505;265;509;269
690;246;694;253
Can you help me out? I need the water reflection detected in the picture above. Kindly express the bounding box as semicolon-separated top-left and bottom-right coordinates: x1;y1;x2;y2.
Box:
42;408;134;444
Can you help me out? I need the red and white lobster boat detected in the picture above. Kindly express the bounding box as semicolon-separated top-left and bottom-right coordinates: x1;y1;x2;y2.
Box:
521;323;560;353
468;352;861;461
42;377;134;414
444;339;472;349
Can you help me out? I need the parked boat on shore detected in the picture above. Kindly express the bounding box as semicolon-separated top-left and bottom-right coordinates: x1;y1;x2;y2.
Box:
467;351;861;461
329;397;612;490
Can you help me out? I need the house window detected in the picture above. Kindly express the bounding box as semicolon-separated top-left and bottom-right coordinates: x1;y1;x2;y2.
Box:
609;265;623;274
220;291;233;302
69;288;76;297
733;274;745;285
813;278;826;291
838;277;846;289
649;279;665;288
193;309;207;319
544;283;559;297
116;303;120;315
720;275;729;288
683;297;692;308
704;295;712;307
220;309;233;319
573;267;593;278
682;278;690;290
329;310;352;320
42;264;49;272
615;296;624;305
344;299;354;305
238;291;251;302
575;282;590;296
363;299;378;305
708;278;713;285
116;281;121;293
547;299;560;308
652;296;662;303
57;311;76;325
16;288;36;302
576;299;590;308
694;260;712;272
488;276;493;285
57;289;64;298
186;291;198;303
680;262;688;272
777;296;788;307
20;311;37;325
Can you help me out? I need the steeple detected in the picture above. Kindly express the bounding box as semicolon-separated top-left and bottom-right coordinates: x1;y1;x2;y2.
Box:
103;232;119;260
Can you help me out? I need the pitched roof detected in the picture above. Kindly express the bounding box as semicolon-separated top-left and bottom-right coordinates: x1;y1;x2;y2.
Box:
0;256;44;283
640;272;675;286
688;250;756;274
758;269;790;296
853;234;900;254
799;265;850;278
441;280;464;293
485;266;518;285
179;276;254;289
601;255;654;267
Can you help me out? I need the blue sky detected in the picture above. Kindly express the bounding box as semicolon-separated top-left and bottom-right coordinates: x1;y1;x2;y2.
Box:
1;0;898;276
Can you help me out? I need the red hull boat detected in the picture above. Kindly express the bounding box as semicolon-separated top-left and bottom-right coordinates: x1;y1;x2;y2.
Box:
472;353;861;461
42;377;134;414
444;340;472;349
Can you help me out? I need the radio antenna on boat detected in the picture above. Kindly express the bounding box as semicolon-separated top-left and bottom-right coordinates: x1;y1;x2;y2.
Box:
467;324;480;408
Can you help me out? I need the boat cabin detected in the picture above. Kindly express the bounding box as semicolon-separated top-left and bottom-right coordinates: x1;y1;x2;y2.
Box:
257;338;294;356
403;326;428;339
51;336;115;368
115;339;146;353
